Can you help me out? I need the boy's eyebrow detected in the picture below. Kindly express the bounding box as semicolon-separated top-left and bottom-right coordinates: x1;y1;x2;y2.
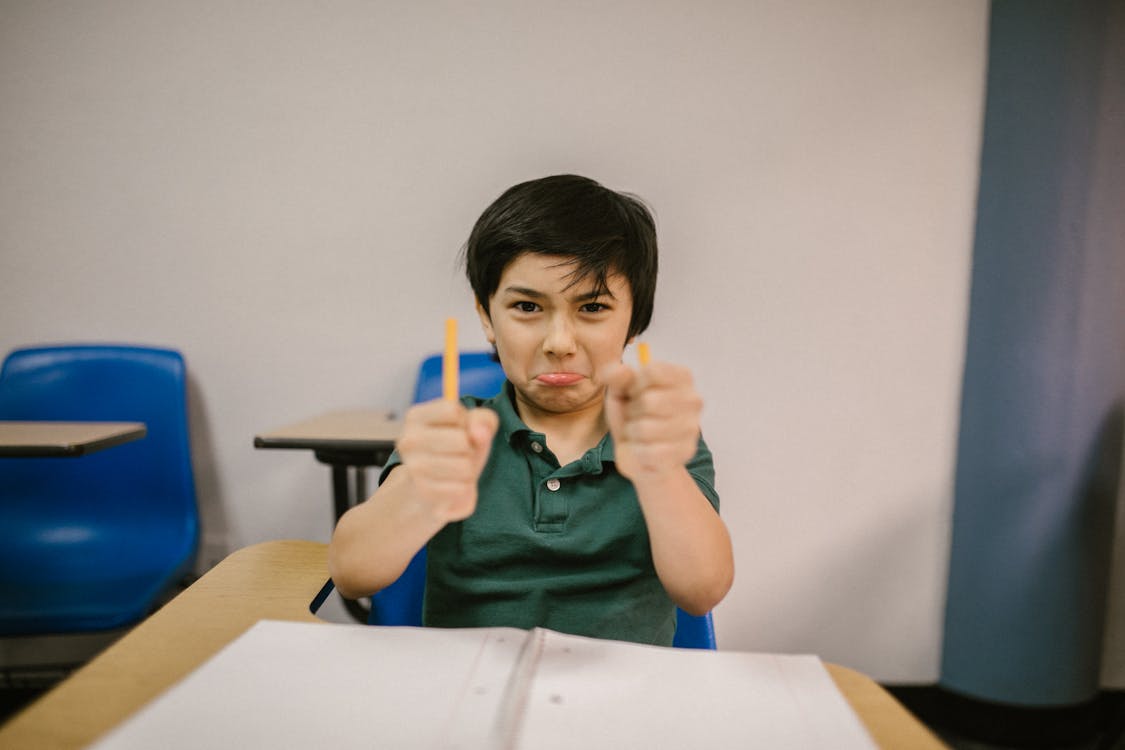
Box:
572;288;615;302
500;285;546;299
500;285;616;302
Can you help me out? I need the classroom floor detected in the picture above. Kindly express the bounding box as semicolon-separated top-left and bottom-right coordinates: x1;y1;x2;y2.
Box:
889;688;1125;750
938;729;1125;750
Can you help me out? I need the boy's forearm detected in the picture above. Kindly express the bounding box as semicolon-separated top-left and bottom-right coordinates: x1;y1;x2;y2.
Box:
327;468;445;600
632;467;735;615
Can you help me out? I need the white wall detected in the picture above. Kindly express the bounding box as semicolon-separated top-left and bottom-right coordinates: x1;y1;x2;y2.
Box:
0;1;989;682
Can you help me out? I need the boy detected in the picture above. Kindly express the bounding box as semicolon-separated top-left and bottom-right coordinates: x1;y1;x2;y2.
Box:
328;175;733;645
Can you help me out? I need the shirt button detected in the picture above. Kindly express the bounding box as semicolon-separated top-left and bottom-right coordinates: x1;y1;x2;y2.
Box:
546;478;561;491
530;441;543;453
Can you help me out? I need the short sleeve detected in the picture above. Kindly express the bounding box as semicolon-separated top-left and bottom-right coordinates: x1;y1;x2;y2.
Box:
377;449;403;486
687;434;720;512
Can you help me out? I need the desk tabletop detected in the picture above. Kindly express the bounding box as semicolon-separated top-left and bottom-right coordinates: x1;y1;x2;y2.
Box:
0;421;147;457
0;541;947;750
253;409;401;451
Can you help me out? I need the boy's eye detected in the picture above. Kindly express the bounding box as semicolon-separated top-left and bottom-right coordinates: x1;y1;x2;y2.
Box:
513;301;539;313
580;302;607;313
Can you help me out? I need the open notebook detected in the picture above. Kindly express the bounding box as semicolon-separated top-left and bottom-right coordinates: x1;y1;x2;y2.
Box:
91;620;877;749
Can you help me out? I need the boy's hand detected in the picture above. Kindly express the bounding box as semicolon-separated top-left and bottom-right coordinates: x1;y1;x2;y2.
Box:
395;400;499;522
603;360;703;483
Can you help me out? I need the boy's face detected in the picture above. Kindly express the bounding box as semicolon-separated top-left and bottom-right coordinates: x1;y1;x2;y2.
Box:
477;252;634;423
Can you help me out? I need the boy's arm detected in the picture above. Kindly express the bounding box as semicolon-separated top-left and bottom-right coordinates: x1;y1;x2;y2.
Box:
327;400;498;600
604;362;735;616
630;467;733;615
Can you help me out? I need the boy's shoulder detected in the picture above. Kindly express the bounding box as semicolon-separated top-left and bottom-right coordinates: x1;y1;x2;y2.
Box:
461;391;503;410
460;384;527;441
458;378;511;411
460;387;512;424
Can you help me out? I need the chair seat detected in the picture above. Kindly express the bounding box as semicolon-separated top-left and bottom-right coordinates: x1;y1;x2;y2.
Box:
0;513;194;635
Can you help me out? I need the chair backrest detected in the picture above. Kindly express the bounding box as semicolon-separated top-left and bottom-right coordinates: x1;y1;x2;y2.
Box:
0;344;199;634
411;350;507;404
367;349;716;649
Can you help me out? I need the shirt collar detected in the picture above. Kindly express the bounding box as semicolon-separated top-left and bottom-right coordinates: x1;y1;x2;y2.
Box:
493;381;531;444
491;381;617;467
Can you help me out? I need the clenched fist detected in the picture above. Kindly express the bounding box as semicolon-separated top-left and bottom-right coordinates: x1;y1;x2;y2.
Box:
395;400;499;522
602;360;703;482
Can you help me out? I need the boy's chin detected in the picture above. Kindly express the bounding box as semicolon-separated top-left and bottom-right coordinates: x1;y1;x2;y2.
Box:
518;383;603;415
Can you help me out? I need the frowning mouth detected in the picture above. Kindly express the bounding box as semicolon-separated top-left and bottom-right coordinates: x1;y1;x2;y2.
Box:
535;372;585;386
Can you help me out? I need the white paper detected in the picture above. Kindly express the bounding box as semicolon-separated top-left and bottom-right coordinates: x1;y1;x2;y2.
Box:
91;620;877;750
90;621;527;750
510;629;876;749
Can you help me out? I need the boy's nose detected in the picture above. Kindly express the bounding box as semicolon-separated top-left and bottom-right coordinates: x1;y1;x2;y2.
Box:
542;315;578;357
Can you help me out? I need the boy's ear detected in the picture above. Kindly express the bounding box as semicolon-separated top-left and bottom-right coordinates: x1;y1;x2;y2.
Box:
476;301;495;345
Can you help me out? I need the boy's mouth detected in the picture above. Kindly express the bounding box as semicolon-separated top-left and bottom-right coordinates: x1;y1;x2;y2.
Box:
535;372;585;386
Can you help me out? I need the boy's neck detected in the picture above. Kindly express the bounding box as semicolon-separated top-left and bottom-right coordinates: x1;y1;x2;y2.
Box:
514;394;607;466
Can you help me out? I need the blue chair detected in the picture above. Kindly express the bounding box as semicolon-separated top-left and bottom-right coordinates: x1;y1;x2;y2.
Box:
0;344;199;635
673;608;717;650
365;350;716;650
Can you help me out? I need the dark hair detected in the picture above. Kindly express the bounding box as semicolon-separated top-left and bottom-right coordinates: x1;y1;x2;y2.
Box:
463;174;658;340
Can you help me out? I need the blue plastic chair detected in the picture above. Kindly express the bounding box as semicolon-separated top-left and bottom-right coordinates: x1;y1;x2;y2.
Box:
410;350;509;404
366;350;716;650
0;344;199;635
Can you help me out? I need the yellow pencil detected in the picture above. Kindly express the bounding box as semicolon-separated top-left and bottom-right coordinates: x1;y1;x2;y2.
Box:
637;342;651;367
443;318;458;401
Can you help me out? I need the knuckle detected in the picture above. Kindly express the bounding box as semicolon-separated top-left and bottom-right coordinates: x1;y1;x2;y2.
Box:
631;421;658;442
397;432;423;455
637;391;661;412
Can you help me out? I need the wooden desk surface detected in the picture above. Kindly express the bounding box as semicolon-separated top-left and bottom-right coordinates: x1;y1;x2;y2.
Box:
0;421;146;457
0;541;947;750
253;410;400;451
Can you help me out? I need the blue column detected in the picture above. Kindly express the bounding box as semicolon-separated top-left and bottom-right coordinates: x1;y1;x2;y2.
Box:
939;0;1124;706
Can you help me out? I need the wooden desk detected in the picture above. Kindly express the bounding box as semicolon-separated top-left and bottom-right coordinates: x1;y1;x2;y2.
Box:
0;540;947;750
254;409;401;519
0;421;146;457
253;410;400;455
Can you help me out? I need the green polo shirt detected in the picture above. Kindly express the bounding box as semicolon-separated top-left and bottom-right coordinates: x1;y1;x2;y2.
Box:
379;382;720;646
